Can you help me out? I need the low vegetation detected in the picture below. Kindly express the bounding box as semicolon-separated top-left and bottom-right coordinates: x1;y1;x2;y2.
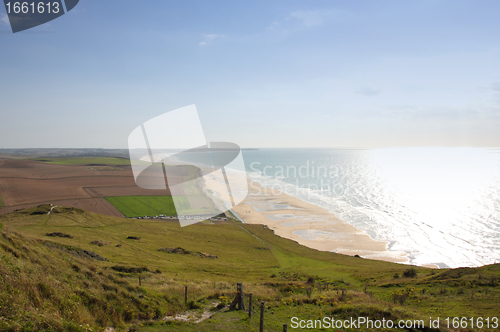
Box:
0;205;499;331
31;157;131;165
104;196;178;218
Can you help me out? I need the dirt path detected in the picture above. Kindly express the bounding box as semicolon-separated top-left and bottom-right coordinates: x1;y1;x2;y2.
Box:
164;302;225;324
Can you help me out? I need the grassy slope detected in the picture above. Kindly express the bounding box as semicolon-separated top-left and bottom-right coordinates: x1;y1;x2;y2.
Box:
0;225;175;332
104;196;178;218
31;157;131;165
1;206;499;331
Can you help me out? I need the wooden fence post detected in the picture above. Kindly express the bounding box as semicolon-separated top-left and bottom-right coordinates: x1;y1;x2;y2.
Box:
229;282;245;310
184;286;188;304
283;323;288;332
238;282;245;310
260;301;264;332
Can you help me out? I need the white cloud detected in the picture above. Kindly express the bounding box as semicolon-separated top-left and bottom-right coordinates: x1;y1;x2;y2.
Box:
289;10;324;27
1;13;9;26
266;9;340;33
199;33;221;46
266;21;279;31
355;86;381;96
491;82;500;92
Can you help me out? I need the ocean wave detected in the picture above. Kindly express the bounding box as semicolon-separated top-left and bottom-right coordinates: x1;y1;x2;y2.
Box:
243;148;500;268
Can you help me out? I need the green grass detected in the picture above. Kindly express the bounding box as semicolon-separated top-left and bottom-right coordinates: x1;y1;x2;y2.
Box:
0;229;175;332
0;193;4;207
1;205;500;331
31;157;131;165
105;195;221;217
105;196;178;217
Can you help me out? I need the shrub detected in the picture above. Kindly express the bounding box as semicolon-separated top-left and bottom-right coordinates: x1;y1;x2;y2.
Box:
46;232;73;239
403;268;417;278
90;240;109;246
110;266;149;273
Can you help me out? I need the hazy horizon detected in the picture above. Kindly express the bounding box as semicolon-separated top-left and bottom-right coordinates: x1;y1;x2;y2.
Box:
2;1;500;148
2;146;500;151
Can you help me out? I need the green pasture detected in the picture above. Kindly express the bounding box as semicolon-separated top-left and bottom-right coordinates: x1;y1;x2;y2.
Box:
105;195;221;218
105;196;178;217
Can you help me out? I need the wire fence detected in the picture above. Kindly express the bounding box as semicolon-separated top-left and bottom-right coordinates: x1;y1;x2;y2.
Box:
245;291;288;332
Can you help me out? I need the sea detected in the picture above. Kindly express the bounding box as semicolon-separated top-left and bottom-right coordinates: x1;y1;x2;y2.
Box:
241;147;500;268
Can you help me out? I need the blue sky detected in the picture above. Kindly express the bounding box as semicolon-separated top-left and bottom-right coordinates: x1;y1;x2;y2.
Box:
1;0;500;148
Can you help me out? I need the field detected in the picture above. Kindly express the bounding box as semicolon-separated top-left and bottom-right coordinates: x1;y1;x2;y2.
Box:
84;186;168;197
31;157;131;165
0;158;172;217
0;176;137;205
1;206;499;332
105;196;178;217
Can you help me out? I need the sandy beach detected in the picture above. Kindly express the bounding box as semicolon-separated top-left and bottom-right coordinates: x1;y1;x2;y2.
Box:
232;180;409;264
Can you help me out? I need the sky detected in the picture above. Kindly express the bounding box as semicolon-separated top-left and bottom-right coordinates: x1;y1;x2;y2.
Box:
1;0;500;148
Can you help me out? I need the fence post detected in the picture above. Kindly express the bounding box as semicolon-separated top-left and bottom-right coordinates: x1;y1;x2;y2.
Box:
260;301;264;332
237;282;245;310
283;323;288;332
248;293;252;318
184;286;188;304
236;282;243;310
229;282;245;310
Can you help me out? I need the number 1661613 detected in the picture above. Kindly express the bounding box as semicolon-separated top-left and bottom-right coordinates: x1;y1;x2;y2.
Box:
5;2;61;14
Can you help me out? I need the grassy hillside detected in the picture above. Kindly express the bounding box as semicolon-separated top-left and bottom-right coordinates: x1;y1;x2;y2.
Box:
1;206;499;331
0;224;174;332
31;157;131;165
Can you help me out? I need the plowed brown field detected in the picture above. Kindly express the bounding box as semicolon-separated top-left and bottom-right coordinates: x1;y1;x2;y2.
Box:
83;186;168;197
0;159;171;217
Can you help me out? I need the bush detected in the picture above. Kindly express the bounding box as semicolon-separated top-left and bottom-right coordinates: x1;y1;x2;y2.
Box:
403;268;417;278
110;265;149;273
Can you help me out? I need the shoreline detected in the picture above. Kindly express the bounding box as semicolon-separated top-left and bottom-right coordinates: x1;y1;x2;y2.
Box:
233;180;411;265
